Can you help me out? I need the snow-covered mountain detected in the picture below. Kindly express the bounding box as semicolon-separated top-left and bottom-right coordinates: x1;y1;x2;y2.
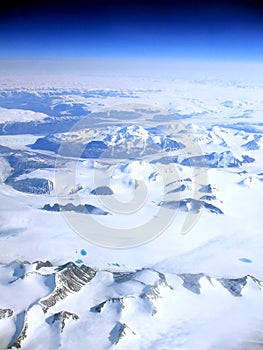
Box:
0;106;81;136
1;261;262;350
30;124;184;158
179;150;255;168
241;136;262;150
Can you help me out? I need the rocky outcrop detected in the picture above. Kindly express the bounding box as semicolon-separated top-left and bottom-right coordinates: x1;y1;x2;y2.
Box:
90;297;126;313
159;198;223;214
90;186;114;196
40;263;96;312
218;276;249;297
108;322;136;345
0;308;13;319
42;203;109;215
10;178;53;194
46;311;79;333
178;273;204;294
180;150;255;168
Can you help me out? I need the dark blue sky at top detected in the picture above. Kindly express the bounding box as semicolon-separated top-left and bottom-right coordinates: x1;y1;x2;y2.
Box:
0;0;263;61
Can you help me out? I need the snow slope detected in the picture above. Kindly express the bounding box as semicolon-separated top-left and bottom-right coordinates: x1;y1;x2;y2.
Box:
1;261;263;350
0;107;49;123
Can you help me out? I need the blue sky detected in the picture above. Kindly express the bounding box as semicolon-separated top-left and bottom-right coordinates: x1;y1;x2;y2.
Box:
0;0;263;61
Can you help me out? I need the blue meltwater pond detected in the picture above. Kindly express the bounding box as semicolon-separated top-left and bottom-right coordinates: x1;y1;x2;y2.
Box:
80;249;87;256
239;258;252;263
75;259;83;264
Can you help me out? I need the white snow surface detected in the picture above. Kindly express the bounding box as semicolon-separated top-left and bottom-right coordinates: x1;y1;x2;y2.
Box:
0;107;48;123
1;74;263;349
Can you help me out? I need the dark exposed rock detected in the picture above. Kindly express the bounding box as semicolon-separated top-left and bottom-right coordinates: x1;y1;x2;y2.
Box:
40;264;96;312
90;297;125;313
200;195;217;201
31;137;60;153
241;140;261;151
10;178;53;194
160;138;184;151
203;202;223;214
140;280;166;315
0;308;13;319
219;276;248;296
180;151;254;168
42;203;109;215
42;203;60;212
108;322;136;345
90;185;114;195
199;184;214;193
69;184;83;194
34;260;53;270
46;311;79;333
112;271;137;283
82;141;108;158
139;270;172;316
5;151;56;178
159;198;223;214
167;184;187;194
178;273;205;295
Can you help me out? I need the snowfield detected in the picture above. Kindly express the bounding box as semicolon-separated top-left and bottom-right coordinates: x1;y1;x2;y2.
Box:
0;75;263;349
0;107;49;123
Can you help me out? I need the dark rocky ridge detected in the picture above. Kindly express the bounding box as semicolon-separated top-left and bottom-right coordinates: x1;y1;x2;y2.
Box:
10;178;53;195
90;186;114;195
42;203;109;215
160;198;223;214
